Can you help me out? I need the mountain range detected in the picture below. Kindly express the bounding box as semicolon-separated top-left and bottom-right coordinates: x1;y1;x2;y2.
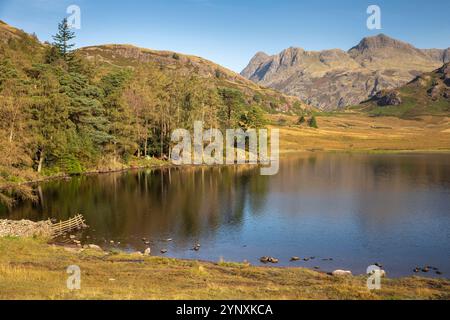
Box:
241;34;450;110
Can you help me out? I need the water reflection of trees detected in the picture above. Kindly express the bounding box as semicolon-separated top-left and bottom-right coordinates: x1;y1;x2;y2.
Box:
2;153;448;246
2;165;270;244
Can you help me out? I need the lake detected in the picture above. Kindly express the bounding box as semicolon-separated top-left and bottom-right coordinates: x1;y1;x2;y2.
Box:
2;153;449;277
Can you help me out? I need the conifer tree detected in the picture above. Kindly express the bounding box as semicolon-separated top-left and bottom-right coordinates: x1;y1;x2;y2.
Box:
52;18;75;62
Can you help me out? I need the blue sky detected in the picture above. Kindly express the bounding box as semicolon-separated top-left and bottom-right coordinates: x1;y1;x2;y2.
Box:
0;0;449;72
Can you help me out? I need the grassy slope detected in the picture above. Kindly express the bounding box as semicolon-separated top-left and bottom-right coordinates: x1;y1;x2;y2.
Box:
0;238;448;300
272;113;450;153
79;44;309;114
355;64;450;119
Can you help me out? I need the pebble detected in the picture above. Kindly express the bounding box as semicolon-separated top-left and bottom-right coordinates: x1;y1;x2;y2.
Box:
144;248;151;256
160;249;168;254
290;257;300;262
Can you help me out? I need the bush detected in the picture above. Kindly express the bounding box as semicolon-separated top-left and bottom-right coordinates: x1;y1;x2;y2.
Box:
308;116;318;128
59;155;83;175
297;116;306;125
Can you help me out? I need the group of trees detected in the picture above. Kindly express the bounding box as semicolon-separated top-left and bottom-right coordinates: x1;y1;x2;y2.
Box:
0;19;267;192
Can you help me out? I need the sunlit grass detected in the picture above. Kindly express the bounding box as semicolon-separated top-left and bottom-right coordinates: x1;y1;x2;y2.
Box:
0;238;448;300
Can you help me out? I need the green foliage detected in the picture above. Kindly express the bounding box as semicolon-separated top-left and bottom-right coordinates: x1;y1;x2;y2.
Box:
59;155;83;175
0;20;276;194
297;115;306;125
308;116;318;128
52;18;75;61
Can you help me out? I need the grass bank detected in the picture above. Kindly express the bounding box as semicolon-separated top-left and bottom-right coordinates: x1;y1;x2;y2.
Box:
0;238;448;300
274;113;450;154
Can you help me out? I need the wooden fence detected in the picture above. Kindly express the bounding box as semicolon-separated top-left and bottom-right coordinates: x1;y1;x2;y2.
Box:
50;214;87;238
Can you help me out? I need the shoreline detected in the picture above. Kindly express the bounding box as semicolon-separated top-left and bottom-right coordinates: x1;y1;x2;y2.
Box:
0;237;448;300
2;148;450;191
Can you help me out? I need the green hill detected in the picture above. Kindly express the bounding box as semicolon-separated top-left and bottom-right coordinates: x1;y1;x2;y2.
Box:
356;63;450;118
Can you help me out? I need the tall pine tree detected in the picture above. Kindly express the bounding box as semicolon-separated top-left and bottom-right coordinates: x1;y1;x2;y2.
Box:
52;18;75;62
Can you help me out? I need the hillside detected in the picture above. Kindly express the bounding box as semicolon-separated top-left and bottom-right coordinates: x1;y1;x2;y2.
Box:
356;63;450;118
78;44;306;114
0;20;307;204
242;34;449;110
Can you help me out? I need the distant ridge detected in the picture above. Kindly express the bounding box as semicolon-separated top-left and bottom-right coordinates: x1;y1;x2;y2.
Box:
242;34;450;110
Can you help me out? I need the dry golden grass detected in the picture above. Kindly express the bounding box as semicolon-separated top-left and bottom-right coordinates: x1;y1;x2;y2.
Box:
0;238;448;300
271;113;450;153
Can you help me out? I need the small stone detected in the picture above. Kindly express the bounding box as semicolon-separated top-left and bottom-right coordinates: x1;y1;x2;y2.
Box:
314;266;320;270
160;249;168;254
69;235;76;240
303;258;310;261
260;256;270;263
144;248;151;256
422;267;430;273
332;270;352;277
413;268;420;273
436;271;443;275
290;257;300;262
269;258;279;264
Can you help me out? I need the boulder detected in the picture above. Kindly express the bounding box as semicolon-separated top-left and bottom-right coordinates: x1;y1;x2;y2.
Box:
88;244;102;251
376;91;402;106
428;85;441;100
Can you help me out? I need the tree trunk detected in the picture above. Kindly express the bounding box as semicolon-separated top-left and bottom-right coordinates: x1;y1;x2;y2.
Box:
144;135;148;157
37;149;45;173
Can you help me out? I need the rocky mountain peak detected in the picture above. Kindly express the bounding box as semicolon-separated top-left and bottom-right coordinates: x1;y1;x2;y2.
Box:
242;34;448;110
349;34;416;55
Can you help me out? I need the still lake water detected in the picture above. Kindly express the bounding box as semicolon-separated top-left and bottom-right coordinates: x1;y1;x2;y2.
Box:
2;153;449;277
